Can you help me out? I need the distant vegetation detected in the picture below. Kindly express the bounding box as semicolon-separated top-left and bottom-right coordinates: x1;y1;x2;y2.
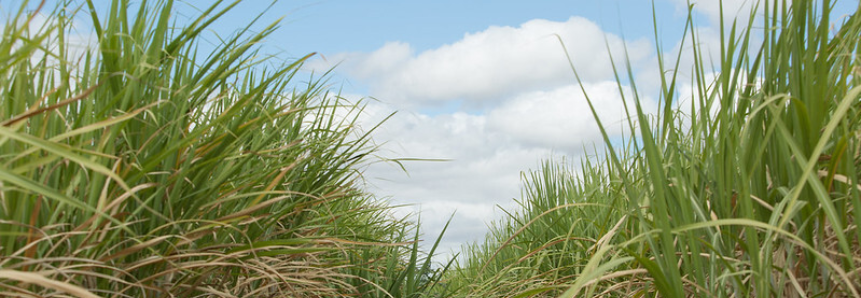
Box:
1;0;859;297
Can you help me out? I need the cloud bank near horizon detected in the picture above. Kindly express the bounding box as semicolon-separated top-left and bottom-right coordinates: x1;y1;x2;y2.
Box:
304;2;742;258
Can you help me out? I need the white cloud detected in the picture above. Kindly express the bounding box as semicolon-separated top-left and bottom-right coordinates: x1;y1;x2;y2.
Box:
310;17;652;108
354;81;651;259
305;14;675;262
309;15;675;262
487;82;643;152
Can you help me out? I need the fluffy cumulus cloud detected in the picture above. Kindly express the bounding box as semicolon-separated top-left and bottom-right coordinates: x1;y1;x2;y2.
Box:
359;106;556;257
310;17;652;108
487;82;642;151
313;15;666;259
353;83;652;258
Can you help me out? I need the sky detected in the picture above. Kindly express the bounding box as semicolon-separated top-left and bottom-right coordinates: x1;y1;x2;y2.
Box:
10;0;858;262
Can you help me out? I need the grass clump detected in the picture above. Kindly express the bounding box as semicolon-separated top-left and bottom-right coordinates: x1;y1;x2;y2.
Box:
446;0;861;297
0;0;447;297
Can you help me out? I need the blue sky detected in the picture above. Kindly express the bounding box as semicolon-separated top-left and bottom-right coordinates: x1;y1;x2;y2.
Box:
207;1;679;55
19;0;858;262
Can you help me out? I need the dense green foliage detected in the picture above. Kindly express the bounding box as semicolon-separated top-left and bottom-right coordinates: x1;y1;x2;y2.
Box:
0;1;447;297
447;1;861;297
